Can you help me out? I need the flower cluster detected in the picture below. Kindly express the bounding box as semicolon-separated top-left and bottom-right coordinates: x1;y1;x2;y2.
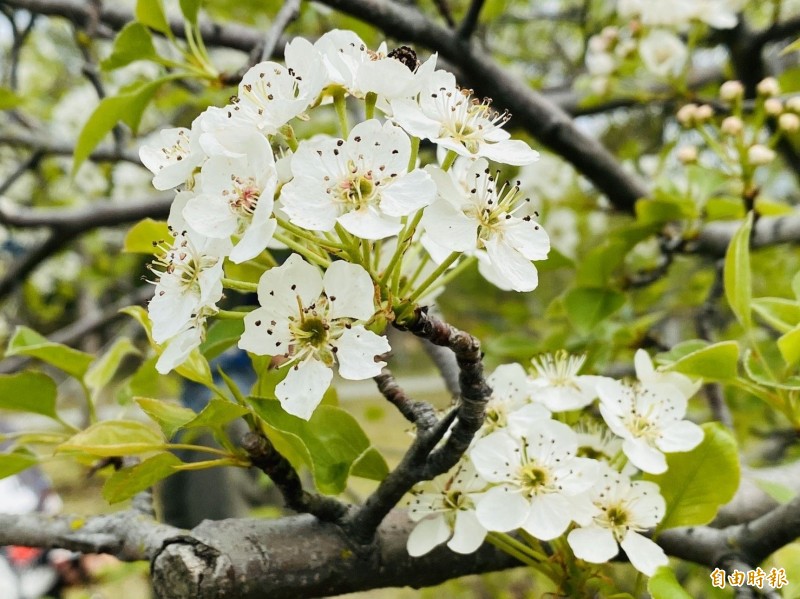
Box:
141;31;547;419
406;349;702;576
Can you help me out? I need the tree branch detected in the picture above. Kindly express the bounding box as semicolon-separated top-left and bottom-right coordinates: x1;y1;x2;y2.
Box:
374;366;439;429
691;211;800;256
0;131;141;163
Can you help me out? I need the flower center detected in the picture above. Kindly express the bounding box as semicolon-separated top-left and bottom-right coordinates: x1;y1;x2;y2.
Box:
294;316;329;347
518;463;551;496
228;177;260;216
444;490;470;511
338;170;376;208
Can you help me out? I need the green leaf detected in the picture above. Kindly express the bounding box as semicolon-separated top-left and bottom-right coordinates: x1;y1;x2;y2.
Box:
250;399;388;494
121;306;155;345
656;340;709;364
647;566;693;598
0;451;38;479
183;399;249;430
781;37;800;55
179;0;201;24
201;318;245;361
7;326;93;379
73;76;176;175
723;212;753;330
576;241;629;288
635;198;696;225
645;423;739;530
793;271;800;301
102;452;181;503
744;349;800;389
666;341;740;381
100;22;159;71
0;372;58;419
136;397;197;438
752;297;800;334
85;338;140;396
135;0;171;34
123;219;171;253
564;287;625;333
0;87;23;110
754;479;795;504
59;421;165;457
778;324;800;367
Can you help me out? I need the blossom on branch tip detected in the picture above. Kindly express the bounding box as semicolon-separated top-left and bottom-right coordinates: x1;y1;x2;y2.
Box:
139;126;204;191
281;119;435;240
238;255;390;419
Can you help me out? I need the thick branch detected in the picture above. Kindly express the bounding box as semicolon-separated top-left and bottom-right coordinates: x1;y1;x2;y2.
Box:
0;131;140;163
691;211;800;255
374;366;439;429
316;0;649;212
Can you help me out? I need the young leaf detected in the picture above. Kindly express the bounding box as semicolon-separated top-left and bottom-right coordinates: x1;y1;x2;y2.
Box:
183;399;249;430
644;423;739;531
123;219;171;253
100;22;160;71
136;0;171;34
102;452;182;503
647;566;693;599
666;341;740;381
0;451;38;480
0;372;58;420
179;0;201;24
85;338;141;396
564;287;625;333
752;297;800;334
59;421;166;457
136;397;197;439
250;399;389;495
73;76;178;175
778;324;800;367
723;212;753;331
201;319;246;361
6;326;93;380
0;87;23;110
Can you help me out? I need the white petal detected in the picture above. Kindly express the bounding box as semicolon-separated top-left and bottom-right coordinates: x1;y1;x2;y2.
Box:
324;261;376;321
634;349;656;380
567;526;619;563
620;531;668;576
334;326;390;380
149;288;197;344
390;99;442;140
522;493;573;540
280;178;341;232
407;515;451;557
623;438;667;474
230;218;277;263
503;218;550;261
380;169;437;216
257;254;323;315
627;481;666;528
484;235;539;292
276;358;333;420
238;307;292;356
183;194;238;239
470;431;520;483
475;486;529;532
479;139;539;166
420;200;477;252
448;510;487;554
337;206;402;240
656;420;704;453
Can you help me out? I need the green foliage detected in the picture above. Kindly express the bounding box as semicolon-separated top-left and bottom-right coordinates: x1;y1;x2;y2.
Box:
7;326;93;379
664;340;740;381
0;451;38;480
647;567;693;599
179;0;202;24
136;397;197;438
564;287;626;333
645;423;739;531
0;372;59;420
724;212;753;331
103;453;182;503
85;338;141;397
59;421;166;456
0;87;23;110
124;219;171;253
135;0;172;34
250;399;389;495
101;23;160;71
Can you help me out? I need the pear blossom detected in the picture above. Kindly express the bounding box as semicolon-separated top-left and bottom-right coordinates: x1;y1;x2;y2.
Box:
634;349;700;400
481;363;550;436
406;460;489;556
238;255;390;419
155;313;206;374
421;158;550;292
139;126;204;190
315;30;421;100
391;70;539;165
596;377;704;474
529;351;605;411
567;465;668;576
147;226;229;349
470;420;599;540
183;130;278;263
281;119;436;240
638;30;687;78
228;38;327;134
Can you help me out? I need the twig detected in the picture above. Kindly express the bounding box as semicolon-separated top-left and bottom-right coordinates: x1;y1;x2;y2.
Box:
241;431;349;522
457;0;485;38
0;132;140;163
260;0;301;62
431;0;456;28
374;366;439;429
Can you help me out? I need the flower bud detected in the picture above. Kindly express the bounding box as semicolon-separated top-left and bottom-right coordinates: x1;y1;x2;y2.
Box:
757;77;780;97
677;146;698;164
676;103;698;126
748;144;776;165
695;104;714;122
765;98;784;115
787;96;800;113
720;116;743;136
720;80;744;102
779;112;800;132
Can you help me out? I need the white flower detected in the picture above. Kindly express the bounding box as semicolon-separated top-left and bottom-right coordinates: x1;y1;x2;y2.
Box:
421;158;550;292
482;363;550;436
407;460;489;556
315;30;420;100
391;70;539;165
155;315;205;374
281;119;436;240
596;378;704;474
231;38;327;134
638;30;688;78
183;130;278;263
634;349;700;400
238;255;390;419
567;465;668;576
529;352;604;411
147;225;229;348
139;126;204;190
470;420;599;540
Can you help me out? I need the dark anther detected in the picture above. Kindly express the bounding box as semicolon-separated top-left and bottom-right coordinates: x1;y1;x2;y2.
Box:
387;45;419;71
